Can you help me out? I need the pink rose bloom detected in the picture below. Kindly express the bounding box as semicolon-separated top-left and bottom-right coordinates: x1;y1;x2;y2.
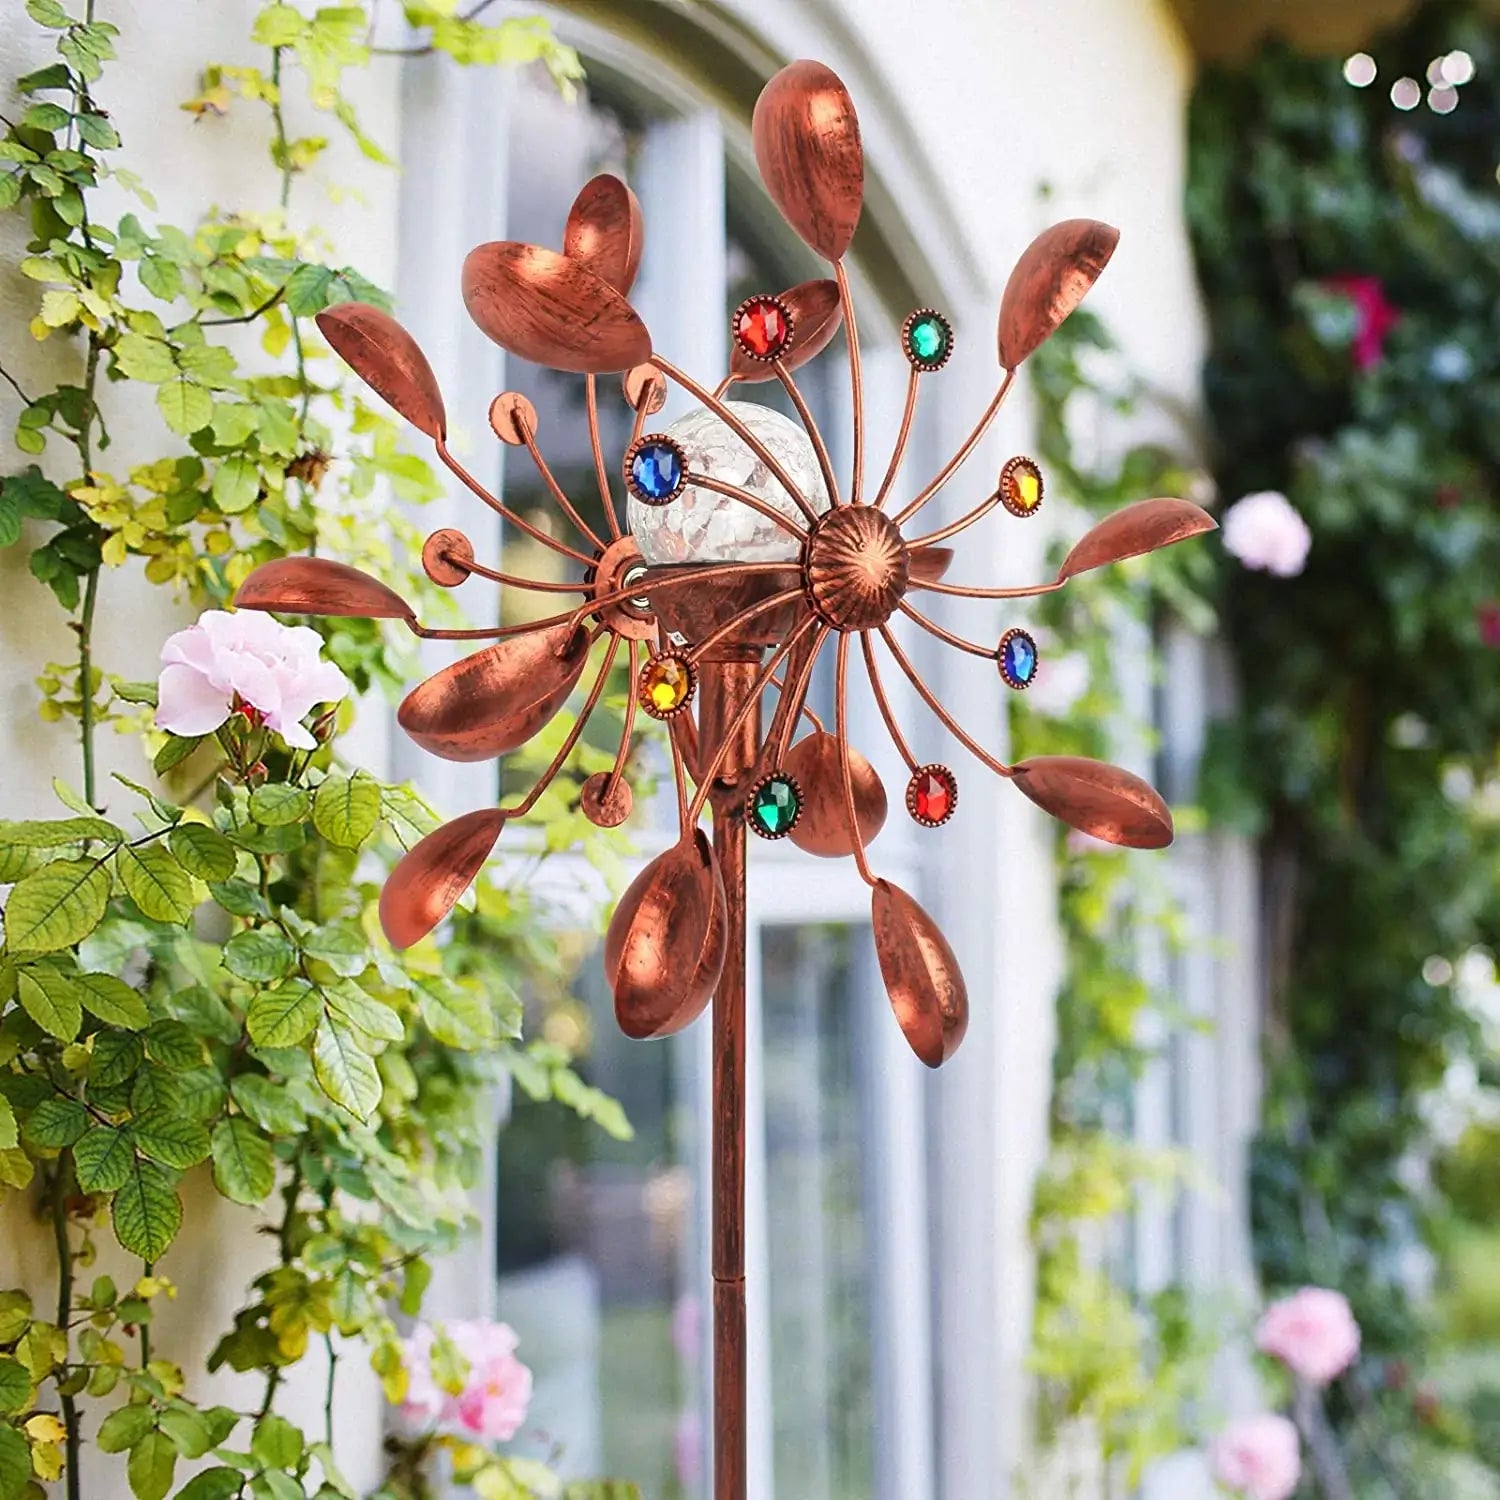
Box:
1212;1414;1302;1500
1221;492;1312;578
156;609;349;749
1256;1287;1361;1386
1322;275;1399;370
397;1319;533;1444
450;1320;533;1443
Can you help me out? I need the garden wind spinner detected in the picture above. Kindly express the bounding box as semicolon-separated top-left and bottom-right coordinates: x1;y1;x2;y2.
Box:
234;60;1215;1497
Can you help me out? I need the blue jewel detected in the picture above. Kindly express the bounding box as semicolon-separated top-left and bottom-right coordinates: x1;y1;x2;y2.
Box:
1000;629;1038;689
629;439;684;504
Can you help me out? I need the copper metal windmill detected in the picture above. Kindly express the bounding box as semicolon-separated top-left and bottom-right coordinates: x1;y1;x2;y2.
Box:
234;59;1215;1499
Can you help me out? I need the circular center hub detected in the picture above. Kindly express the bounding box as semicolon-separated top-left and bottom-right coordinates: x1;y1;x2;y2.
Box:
804;506;910;631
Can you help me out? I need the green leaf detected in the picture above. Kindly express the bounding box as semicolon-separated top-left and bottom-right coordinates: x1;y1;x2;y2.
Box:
127;1427;177;1500
249;783;310;827
210;1117;275;1204
0;1099;14;1153
153;734;204;775
246;980;319;1048
0;816;121;850
0;496;19;549
298;924;367;979
89;1030;144;1088
139;254;182;301
112;1159;182;1260
312;772;379;849
230;1074;305;1135
17;963;82;1041
74;1124;135;1193
23;1095;87;1148
76;971;149;1028
17;62;71;92
0;1362;28;1416
112;332;177;383
4;857;110;952
250;1412;302;1471
418;981;495;1049
118;843;195;923
168;823;237;882
157;1403;213;1459
145;1019;202;1071
111;680;159;706
97;1400;156;1452
323;981;402;1044
211;453;260;514
0;1295;30;1345
75;112;120;149
175;1067;226;1123
0;1424;30;1500
22;101;70;131
132;1110;210;1170
175;1467;246;1500
156;380;213;436
313;1017;381;1120
223;926;296;983
25;0;71;28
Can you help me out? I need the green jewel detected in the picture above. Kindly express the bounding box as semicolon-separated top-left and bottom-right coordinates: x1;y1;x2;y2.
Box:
749;775;801;839
904;311;952;370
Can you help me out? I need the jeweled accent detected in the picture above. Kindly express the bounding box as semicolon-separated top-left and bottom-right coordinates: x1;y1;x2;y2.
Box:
638;651;696;720
998;628;1039;690
748;773;802;839
625;435;686;505
906;764;957;827
902;309;953;372
1000;456;1044;518
733;294;793;361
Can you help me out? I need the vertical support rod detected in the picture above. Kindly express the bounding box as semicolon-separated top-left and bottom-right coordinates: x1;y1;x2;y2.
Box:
699;656;761;1500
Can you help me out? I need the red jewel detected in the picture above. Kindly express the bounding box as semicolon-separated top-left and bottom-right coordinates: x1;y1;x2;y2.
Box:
734;296;790;359
907;765;957;827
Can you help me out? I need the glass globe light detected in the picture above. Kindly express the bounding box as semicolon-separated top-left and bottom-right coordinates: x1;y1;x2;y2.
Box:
628;400;830;565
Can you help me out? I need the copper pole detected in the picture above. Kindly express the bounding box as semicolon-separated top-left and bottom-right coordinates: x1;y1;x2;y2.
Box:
698;654;761;1500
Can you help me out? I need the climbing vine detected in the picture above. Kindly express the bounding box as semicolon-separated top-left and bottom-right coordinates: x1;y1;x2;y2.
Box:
0;4;632;1498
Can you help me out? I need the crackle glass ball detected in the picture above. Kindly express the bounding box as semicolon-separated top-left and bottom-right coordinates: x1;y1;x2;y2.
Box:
628;401;831;565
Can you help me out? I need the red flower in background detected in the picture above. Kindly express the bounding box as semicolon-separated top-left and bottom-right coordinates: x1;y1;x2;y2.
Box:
1323;275;1400;370
1478;602;1500;649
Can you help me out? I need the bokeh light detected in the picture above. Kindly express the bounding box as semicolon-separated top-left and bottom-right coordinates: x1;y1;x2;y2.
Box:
1442;49;1476;86
1391;77;1422;110
1429;85;1459;115
1344;52;1378;87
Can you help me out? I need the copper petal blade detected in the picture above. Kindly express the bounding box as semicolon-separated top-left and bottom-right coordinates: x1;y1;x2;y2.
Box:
1010;756;1173;849
730;278;843;381
783;733;887;858
606;830;727;1040
752;61;863;262
315;303;446;439
397;621;591;762
872;880;969;1068
1056;497;1218;582
996;219;1120;370
563;174;645;296
379;808;505;950
908;547;953;585
234;557;414;621
462;241;652;374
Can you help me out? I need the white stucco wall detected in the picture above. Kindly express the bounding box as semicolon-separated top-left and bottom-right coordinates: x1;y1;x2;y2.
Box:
0;5;402;1493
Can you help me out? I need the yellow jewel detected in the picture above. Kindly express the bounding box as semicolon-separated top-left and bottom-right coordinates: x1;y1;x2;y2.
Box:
1002;456;1044;517
640;653;694;718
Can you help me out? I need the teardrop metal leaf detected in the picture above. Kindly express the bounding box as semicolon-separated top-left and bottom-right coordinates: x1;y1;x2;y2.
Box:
752;61;863;262
397;621;591;763
379;808;505;950
783;734;887;859
462;241;652;374
908;547;953;585
234;557;414;621
872;880;969;1068
1056;497;1218;582
315;303;446;439
606;831;727;1040
730;279;844;381
996;219;1119;370
563;174;645;296
1010;756;1173;849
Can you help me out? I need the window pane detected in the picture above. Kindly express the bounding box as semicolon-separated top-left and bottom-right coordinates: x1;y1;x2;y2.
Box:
761;922;876;1499
495;940;706;1496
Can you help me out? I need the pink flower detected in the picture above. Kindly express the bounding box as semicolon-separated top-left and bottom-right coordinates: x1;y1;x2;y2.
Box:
396;1319;533;1445
1323;275;1399;370
155;609;349;749
1212;1414;1302;1500
1256;1287;1361;1386
1221;492;1312;578
1026;651;1090;717
674;1408;704;1488
671;1293;702;1364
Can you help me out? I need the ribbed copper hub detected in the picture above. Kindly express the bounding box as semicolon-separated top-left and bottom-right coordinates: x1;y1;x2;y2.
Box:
804;505;909;631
